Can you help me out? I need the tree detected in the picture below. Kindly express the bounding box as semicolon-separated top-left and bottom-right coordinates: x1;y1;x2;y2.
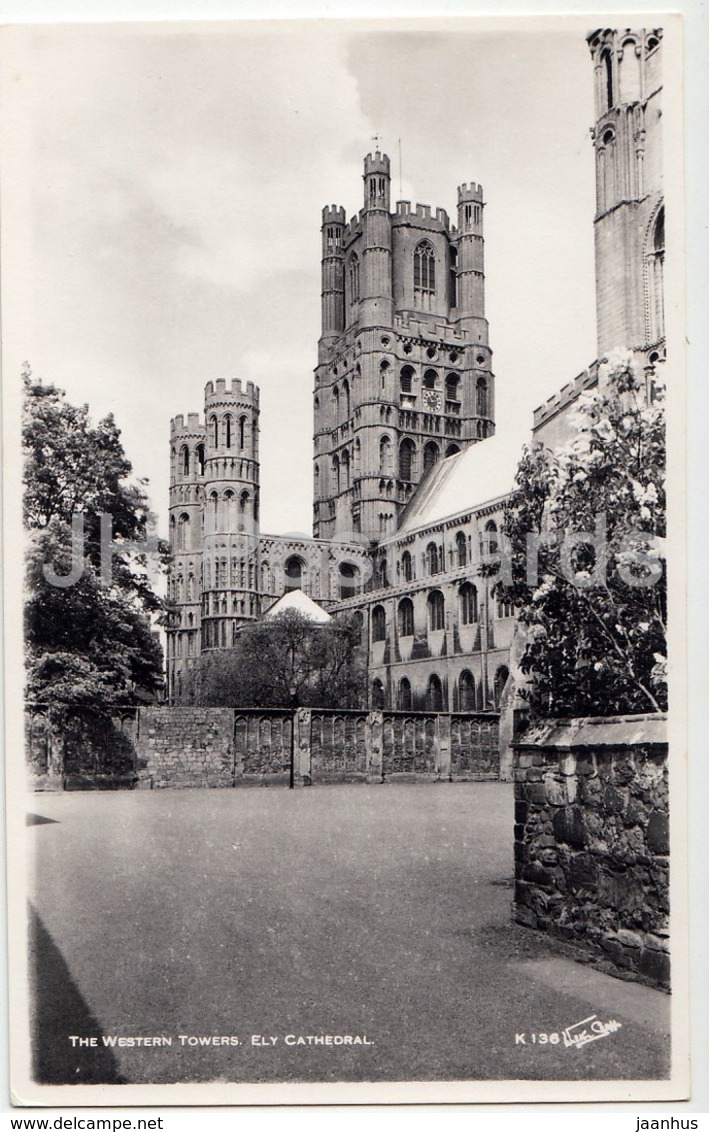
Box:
491;354;666;718
23;369;169;711
186;609;365;709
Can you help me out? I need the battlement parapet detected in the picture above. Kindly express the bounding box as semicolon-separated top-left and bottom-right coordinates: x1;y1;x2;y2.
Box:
457;182;484;202
364;150;390;175
204;378;260;404
322;205;346;225
171;413;205;435
532;363;600;429
392;201;450;231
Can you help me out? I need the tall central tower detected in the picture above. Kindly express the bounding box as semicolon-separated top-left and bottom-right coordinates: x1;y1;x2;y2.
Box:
313;152;495;545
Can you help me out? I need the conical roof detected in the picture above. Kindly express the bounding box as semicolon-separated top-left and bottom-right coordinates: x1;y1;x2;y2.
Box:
263;588;332;623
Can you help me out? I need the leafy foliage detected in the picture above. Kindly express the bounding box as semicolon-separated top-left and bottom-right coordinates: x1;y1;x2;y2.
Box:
185;609;365;709
23;370;168;711
493;356;666;718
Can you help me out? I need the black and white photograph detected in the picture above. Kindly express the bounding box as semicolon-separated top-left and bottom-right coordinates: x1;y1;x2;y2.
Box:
1;12;693;1107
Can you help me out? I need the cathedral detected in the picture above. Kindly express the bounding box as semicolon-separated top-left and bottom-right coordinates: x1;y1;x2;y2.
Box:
166;27;665;711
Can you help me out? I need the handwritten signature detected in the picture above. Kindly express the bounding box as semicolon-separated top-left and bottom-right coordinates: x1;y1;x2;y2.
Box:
562;1014;622;1049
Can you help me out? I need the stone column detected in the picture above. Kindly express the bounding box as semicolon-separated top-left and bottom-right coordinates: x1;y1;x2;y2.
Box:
366;711;384;782
294;707;312;785
435;714;452;779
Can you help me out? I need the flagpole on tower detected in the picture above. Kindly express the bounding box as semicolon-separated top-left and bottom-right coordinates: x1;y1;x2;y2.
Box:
398;138;403;197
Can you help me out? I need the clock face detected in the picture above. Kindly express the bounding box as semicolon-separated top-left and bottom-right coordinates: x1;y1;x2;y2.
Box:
423;389;442;412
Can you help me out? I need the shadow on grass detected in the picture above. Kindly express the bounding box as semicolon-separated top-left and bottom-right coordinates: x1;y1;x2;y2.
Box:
28;903;126;1084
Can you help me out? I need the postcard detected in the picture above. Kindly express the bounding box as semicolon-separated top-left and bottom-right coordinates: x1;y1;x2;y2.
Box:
1;13;689;1105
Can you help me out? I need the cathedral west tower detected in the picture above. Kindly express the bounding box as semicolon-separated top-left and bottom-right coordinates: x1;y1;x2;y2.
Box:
313;152;496;546
587;28;665;366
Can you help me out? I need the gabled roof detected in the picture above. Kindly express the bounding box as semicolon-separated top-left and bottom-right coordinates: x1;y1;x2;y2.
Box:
263;588;332;623
395;433;522;536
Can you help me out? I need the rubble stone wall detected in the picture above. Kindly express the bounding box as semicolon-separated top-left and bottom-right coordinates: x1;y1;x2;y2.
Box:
512;714;670;986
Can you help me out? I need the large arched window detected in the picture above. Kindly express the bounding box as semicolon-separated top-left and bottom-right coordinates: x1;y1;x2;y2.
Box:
476;377;488;417
180;445;190;477
398;597;414;637
341;448;351;489
459;581;478;624
426;673;444;712
482;520;498;558
195;443;206;476
456;531;467;567
414;240;436;292
372;605;386;642
426;542;440;576
379;435;392;474
210;415;219;449
400;365;414;394
399;438;416;481
446;373;460;403
224;414;232;449
177;512;190;551
401;550;413;582
428;590;445;632
458;670;476;711
619;37;641;102
423;368;437;390
494;666;510;709
339;562;358;599
398;677;413;711
342;378;351;419
497;592;514;619
285;556;304;592
239;416;246;450
332;454;340;495
602;47;614;110
209;491;219;533
423;442;439;474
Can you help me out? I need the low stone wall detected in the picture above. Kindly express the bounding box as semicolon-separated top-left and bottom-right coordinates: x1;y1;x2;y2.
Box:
28;705;501;790
26;707;139;790
512;714;670;986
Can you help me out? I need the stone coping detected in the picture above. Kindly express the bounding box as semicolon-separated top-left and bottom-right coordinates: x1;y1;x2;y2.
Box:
513;712;667;751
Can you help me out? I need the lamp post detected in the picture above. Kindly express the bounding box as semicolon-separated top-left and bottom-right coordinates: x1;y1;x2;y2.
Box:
288;680;297;790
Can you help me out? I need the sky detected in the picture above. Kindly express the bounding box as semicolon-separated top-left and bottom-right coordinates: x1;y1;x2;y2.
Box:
5;18;599;538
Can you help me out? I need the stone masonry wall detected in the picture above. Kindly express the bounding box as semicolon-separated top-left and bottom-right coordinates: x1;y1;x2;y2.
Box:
512;714;670;986
33;706;502;790
136;707;235;788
